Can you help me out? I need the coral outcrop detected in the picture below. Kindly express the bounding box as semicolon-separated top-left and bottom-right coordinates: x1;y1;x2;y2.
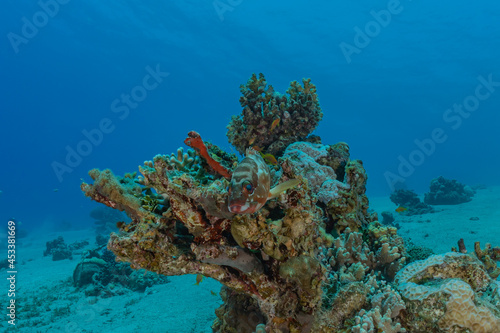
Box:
73;238;169;296
424;176;475;205
81;74;500;332
395;252;500;332
390;189;434;215
43;236;89;261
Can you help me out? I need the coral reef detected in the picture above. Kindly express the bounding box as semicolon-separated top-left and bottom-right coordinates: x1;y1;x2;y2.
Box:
281;142;349;205
424;176;475;205
80;75;500;332
227;73;323;156
390;189;434;215
404;238;434;264
395;252;500;332
43;236;89;261
473;242;500;279
73;239;169;296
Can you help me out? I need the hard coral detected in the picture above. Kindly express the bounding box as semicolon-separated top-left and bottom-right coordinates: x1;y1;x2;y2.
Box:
396;252;500;332
82;74;482;333
390;189;434;215
424;176;475;205
227;73;322;156
82;136;389;332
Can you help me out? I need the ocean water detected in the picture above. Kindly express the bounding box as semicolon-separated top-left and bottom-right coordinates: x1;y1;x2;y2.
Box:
1;1;500;332
1;0;500;228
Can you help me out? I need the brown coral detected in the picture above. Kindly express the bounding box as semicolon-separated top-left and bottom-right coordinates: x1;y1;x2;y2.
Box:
227;73;322;156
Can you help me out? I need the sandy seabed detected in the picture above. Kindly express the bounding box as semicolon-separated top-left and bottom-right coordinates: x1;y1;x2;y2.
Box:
1;186;499;332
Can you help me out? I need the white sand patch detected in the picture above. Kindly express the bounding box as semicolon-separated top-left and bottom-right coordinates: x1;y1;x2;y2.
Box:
1;228;222;332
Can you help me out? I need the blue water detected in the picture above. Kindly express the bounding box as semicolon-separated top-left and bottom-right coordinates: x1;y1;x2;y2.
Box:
1;0;499;254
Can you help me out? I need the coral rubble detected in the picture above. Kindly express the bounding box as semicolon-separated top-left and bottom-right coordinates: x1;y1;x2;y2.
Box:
424;176;475;205
81;74;500;332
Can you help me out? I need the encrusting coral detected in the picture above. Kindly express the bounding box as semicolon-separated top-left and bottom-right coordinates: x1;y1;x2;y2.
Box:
81;74;500;332
395;252;500;332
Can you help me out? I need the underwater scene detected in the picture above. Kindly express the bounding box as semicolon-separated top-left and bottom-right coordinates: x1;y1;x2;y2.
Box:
1;1;500;332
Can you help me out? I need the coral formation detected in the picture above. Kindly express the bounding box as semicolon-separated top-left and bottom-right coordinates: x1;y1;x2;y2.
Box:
424;176;475;205
81;74;500;332
390;189;434;215
473;242;500;279
404;238;434;264
43;236;89;261
227;73;323;156
73;238;169;296
396;252;500;332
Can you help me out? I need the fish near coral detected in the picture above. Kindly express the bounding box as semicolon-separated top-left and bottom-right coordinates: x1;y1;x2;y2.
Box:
194;274;204;285
228;148;299;214
261;153;278;166
270;117;280;132
395;206;407;213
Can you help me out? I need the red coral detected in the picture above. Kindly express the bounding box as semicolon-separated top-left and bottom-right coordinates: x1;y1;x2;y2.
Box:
184;131;232;180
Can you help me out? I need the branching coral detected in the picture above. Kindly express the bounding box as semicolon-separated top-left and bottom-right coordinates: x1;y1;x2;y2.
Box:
352;284;406;333
474;242;500;279
227;73;323;156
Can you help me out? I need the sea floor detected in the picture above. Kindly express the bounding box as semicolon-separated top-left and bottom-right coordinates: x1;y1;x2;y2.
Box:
369;185;500;255
1;186;499;332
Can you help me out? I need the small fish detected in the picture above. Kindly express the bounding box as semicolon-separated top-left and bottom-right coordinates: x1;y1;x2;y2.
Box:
260;153;278;166
395;206;408;213
210;290;217;296
249;137;256;145
53;189;59;192
194;274;204;286
228;148;300;214
272;317;287;324
252;145;263;152
270;118;280;132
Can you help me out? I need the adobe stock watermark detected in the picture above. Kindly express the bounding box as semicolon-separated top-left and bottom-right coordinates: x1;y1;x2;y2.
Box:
51;64;169;182
213;0;243;21
384;74;499;191
7;0;71;54
339;0;409;64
